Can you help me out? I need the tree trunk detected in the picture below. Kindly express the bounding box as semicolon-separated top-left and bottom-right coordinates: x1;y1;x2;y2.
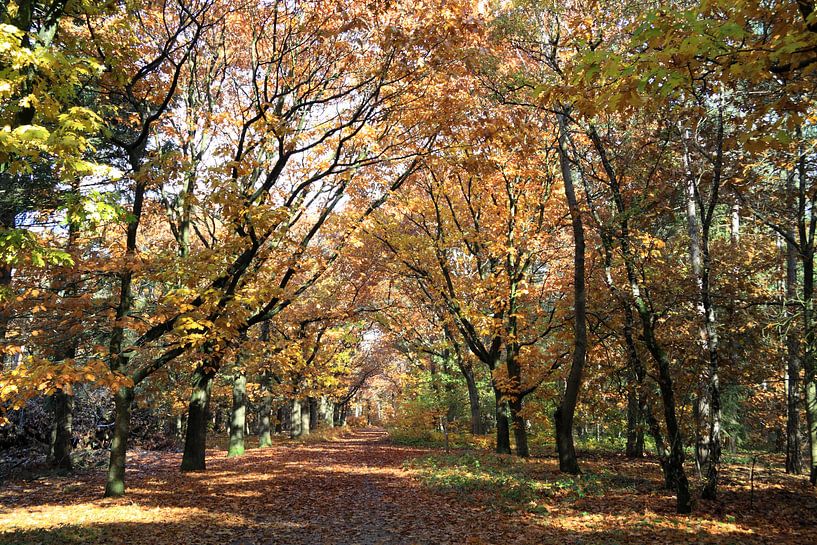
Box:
291;399;303;438
181;366;214;471
803;251;817;485
643;321;692;512
463;365;482;435
786;229;804;473
645;405;673;488
611;251;645;461
308;397;319;431
508;396;528;457
175;414;184;440
104;386;133;497
48;390;73;471
322;397;335;428
228;371;246;457
301;398;311;435
554;110;586;474
591;124;691;513
258;383;273;448
494;391;511;455
276;404;285;433
338;402;348;427
625;379;644;458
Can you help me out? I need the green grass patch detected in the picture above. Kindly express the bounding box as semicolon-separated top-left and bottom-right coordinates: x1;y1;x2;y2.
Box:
405;452;605;513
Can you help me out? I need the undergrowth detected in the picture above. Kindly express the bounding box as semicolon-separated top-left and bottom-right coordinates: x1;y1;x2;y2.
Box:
405;452;605;514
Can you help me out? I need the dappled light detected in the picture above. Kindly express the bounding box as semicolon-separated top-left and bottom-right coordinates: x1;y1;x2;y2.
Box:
4;0;817;542
2;430;816;544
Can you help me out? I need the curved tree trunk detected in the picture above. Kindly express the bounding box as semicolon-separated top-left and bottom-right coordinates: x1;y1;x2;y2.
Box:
554;110;586;474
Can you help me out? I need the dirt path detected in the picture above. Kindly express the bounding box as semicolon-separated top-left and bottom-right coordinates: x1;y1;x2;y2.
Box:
0;429;543;545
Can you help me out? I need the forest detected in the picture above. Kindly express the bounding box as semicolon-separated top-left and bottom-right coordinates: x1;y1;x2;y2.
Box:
1;0;817;543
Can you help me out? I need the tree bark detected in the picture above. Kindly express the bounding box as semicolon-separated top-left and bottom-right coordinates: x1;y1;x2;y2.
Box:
554;110;586;474
181;366;214;471
786;172;804;474
258;379;273;448
589;125;691;513
228;371;246;457
308;397;319;431
625;381;644;458
291;398;303;438
301;398;311;435
508;395;528;457
495;392;511;455
803;250;817;485
794;145;817;486
104;386;133;497
683;143;710;479
48;390;73;471
463;365;482;435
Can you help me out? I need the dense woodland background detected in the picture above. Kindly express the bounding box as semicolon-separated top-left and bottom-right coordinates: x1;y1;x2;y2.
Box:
2;0;817;533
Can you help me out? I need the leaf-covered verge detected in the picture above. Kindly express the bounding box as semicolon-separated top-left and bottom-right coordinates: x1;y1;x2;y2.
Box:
0;430;814;545
405;449;817;544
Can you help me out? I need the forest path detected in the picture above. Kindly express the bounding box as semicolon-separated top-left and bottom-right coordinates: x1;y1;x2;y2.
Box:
0;428;544;545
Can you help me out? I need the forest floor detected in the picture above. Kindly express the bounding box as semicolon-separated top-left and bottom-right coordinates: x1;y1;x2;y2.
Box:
0;428;815;544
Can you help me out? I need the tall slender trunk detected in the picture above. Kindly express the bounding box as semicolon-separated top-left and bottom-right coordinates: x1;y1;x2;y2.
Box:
700;247;722;499
683;145;710;478
794;142;817;486
803;251;817;484
590;125;691;513
786;175;803;474
228;371;246;457
683;113;725;500
104;150;146;497
181;366;215;471
786;259;803;474
554;110;586;474
48;224;80;472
